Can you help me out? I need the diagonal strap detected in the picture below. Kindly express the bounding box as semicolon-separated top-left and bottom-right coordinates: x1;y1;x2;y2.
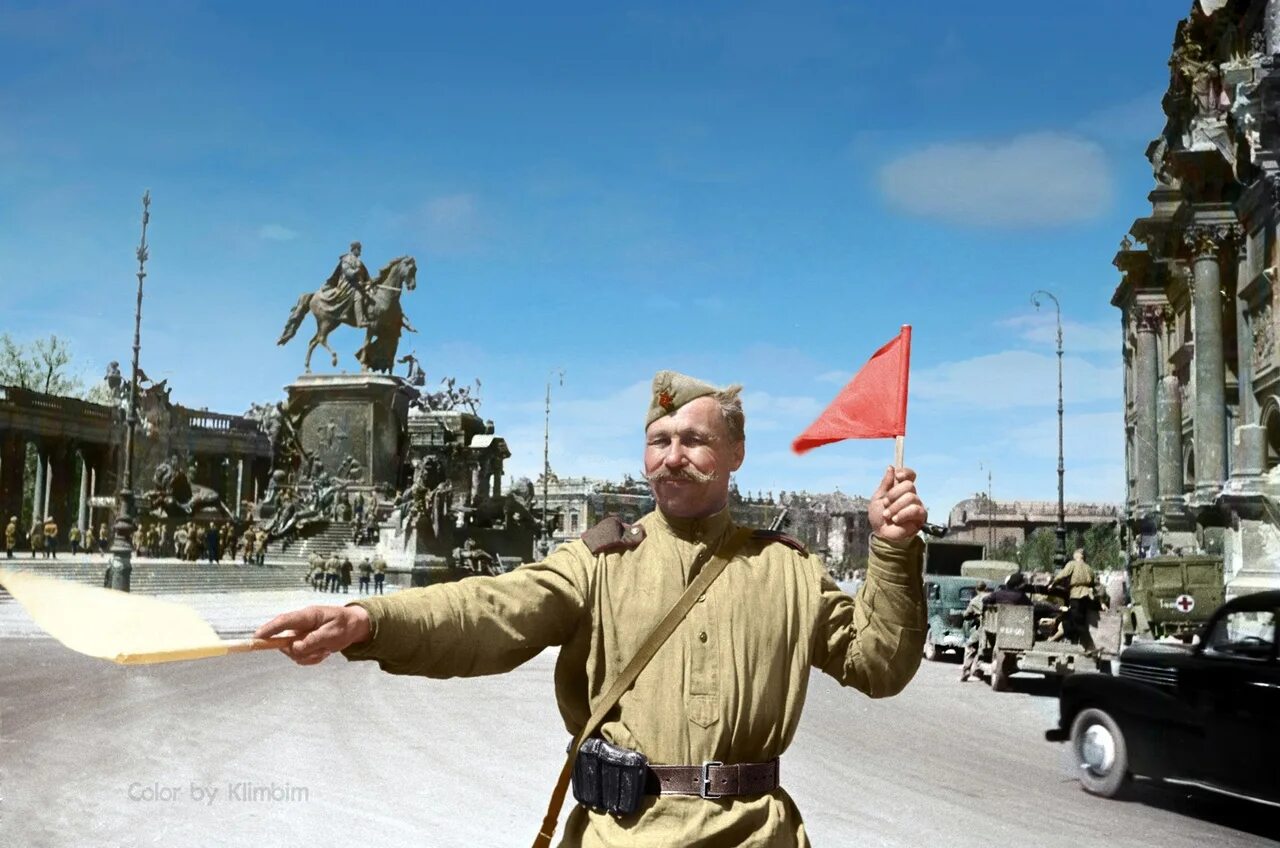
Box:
532;526;754;848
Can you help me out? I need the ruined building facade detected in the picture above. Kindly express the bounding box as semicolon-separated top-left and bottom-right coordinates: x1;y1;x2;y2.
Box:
1115;0;1280;593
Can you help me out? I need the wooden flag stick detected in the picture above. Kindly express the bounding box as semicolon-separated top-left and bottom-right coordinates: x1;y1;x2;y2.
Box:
894;435;904;469
225;636;295;654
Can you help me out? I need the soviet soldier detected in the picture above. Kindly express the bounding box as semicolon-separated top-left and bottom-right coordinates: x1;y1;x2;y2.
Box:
98;521;109;552
254;528;268;566
42;515;58;558
259;369;928;847
68;524;81;556
4;515;16;559
28;521;43;558
958;581;990;683
358;556;373;595
326;553;341;593
83;525;96;557
325;240;373;328
1049;548;1097;651
372;553;387;595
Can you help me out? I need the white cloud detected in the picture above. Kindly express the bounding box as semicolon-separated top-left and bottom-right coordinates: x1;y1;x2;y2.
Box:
1074;89;1166;146
257;223;298;241
913;350;1120;410
1000;312;1119;354
877;132;1111;227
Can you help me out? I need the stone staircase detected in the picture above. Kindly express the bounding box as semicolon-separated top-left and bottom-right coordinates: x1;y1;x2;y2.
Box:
280;520;381;565
0;557;310;599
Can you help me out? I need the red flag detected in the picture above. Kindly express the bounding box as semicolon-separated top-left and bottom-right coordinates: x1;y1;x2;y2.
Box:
791;325;911;454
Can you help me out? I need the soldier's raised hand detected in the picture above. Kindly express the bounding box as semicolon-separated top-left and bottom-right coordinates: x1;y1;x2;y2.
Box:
255;605;371;666
869;466;927;544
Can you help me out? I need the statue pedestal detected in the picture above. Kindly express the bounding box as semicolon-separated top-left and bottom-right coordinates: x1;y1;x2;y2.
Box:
285;373;413;493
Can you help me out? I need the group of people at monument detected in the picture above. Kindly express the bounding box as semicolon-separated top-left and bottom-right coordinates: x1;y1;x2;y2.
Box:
306;552;386;595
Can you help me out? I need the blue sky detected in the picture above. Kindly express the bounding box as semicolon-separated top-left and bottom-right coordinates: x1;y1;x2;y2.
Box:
0;1;1181;517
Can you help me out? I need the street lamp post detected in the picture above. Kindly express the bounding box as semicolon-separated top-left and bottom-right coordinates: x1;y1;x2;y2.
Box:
108;191;151;592
541;368;564;553
1031;289;1068;568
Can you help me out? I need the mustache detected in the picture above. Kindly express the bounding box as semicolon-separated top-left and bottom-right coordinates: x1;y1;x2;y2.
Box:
644;466;717;484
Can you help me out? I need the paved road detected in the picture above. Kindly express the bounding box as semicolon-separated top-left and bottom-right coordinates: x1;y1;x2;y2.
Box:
1;601;1276;847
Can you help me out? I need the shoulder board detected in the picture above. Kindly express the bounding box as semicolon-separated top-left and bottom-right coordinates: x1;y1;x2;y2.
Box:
751;529;807;554
581;515;646;555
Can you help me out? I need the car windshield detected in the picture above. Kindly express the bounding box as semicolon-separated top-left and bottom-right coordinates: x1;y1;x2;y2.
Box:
1205;609;1276;659
958;586;978;602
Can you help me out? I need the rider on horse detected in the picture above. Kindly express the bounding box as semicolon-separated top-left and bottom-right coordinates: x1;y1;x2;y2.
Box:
324;241;373;327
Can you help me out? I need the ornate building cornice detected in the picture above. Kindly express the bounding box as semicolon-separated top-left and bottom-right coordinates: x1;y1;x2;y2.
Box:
1182;222;1242;259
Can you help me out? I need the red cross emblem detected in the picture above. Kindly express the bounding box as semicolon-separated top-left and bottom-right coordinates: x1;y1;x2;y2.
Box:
1175;594;1195;613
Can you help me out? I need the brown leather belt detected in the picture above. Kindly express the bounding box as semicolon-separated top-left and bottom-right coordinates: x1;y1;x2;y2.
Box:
646;759;780;798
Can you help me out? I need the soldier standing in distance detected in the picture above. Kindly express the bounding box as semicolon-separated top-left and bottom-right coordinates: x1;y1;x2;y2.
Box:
68;524;81;555
372;553;386;595
98;521;109;552
42;515;58;558
958;581;990;682
358;556;373;595
4;516;17;559
258;369;928;847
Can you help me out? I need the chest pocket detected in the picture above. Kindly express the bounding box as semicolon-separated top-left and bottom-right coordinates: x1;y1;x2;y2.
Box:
685;588;720;728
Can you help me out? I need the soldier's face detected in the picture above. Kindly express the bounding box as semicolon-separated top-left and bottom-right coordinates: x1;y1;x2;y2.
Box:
644;396;744;518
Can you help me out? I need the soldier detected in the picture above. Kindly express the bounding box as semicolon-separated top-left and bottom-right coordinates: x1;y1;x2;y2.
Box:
326;553;341;593
254;528;267;566
358;556;373;595
68;524;81;555
958;581;990;683
83;525;96;557
98;521;109;552
42;515;58;558
5;515;17;559
173;524;188;559
373;553;387;595
1049;548;1097;651
339;556;353;595
259;369;928;846
28;521;43;558
242;532;255;565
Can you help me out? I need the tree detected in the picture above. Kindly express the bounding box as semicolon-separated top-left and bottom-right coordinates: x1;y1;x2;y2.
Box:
1019;527;1058;572
0;333;86;396
990;537;1019;562
1082;523;1124;571
0;334;98;532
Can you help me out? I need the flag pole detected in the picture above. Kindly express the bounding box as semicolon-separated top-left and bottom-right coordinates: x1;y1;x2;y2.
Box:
894;325;911;469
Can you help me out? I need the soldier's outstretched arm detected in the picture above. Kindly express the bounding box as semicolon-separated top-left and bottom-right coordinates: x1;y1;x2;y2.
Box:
811;466;928;698
258;543;591;677
256;605;371;666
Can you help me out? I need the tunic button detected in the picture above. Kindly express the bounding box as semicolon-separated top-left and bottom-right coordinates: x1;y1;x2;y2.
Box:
698;631;708;643
696;593;706;603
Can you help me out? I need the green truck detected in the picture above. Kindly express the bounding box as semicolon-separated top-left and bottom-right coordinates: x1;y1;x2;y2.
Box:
1123;554;1224;643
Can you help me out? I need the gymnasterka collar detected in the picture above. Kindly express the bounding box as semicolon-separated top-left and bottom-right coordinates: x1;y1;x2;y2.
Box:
652;504;733;545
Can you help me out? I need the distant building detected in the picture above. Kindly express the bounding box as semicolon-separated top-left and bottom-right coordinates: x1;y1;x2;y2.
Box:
945;496;1121;550
533;474;871;573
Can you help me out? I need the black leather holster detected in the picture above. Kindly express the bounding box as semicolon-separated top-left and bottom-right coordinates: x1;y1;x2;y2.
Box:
570;737;649;817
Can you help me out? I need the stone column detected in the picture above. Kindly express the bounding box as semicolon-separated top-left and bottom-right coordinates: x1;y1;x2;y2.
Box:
31;446;46;523
47;441;74;532
1134;306;1161;512
77;451;90;533
1157;375;1185;508
235;458;245;518
1236;238;1256;426
1185;225;1233;499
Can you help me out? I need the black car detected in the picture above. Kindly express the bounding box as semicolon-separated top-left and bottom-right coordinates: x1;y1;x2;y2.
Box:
1045;589;1279;808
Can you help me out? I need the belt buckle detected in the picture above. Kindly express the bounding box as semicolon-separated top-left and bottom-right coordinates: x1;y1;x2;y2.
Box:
700;760;723;800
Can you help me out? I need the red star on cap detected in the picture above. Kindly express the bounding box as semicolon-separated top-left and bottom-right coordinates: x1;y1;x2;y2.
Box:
658;390;674;410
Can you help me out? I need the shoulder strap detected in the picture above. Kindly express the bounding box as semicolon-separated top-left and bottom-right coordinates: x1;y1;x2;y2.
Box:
532;526;754;848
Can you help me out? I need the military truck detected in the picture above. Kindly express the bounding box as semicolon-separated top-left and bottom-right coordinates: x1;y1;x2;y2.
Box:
969;566;1124;692
923;575;986;661
1123;554;1223;644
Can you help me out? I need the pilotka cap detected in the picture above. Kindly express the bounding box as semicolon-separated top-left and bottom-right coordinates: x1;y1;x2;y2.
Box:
646;370;726;427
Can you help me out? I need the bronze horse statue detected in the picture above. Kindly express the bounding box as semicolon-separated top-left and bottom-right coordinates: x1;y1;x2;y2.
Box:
277;255;418;373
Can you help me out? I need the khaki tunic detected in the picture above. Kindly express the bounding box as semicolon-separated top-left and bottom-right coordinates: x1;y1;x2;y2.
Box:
1054;560;1096;600
343;507;925;847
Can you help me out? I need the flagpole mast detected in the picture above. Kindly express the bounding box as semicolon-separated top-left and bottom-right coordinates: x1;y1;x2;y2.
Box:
894;325;911;469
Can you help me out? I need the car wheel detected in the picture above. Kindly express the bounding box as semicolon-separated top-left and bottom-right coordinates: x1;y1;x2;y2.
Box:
923;637;940;662
1069;707;1130;799
991;650;1011;691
